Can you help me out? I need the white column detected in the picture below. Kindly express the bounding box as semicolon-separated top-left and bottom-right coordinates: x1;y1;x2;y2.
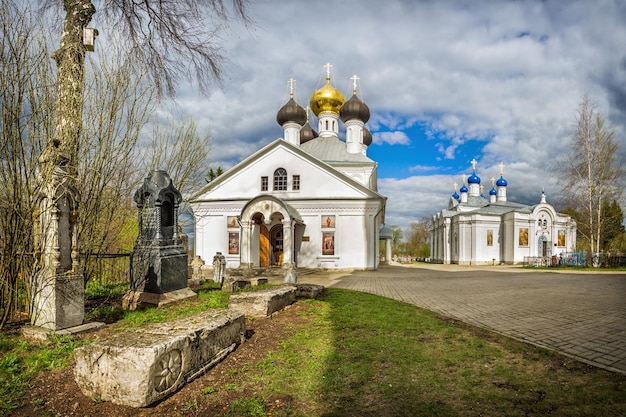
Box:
239;220;253;268
282;218;293;267
385;237;392;262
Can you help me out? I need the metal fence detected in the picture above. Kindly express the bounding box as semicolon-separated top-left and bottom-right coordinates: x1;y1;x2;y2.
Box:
524;251;626;268
82;252;131;286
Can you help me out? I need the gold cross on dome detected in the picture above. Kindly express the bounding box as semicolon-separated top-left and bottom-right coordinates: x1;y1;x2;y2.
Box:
499;162;505;176
351;75;360;93
324;62;333;79
287;78;296;97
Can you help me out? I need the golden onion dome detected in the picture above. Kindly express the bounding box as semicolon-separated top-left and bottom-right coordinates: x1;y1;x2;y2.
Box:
309;77;346;116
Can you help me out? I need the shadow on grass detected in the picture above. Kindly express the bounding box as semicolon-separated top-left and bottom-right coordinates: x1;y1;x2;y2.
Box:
269;287;626;417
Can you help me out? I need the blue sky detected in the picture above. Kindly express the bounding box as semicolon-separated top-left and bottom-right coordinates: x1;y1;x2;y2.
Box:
140;0;626;232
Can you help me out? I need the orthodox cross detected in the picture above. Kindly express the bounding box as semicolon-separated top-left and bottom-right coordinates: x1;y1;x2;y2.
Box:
462;174;467;184
491;177;496;187
351;74;360;93
471;158;477;172
453;181;458;191
288;78;296;98
499;162;505;176
324;62;333;79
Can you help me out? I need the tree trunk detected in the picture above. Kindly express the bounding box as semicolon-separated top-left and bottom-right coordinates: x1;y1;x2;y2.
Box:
51;0;95;176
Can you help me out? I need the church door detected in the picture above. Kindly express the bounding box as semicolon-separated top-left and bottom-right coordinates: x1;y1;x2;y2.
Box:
259;225;270;267
270;225;284;266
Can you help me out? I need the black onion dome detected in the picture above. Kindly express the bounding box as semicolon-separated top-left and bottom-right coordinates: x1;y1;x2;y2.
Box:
299;122;318;144
277;97;307;126
340;93;370;123
363;127;372;146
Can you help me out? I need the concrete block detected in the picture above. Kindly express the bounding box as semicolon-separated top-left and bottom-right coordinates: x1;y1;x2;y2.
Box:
229;285;296;317
74;309;245;407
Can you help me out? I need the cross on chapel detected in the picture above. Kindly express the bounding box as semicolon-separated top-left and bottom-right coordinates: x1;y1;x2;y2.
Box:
351;75;360;93
288;78;296;98
324;62;333;79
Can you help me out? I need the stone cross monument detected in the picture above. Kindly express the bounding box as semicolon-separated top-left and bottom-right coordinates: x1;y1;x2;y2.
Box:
122;170;196;310
30;146;84;330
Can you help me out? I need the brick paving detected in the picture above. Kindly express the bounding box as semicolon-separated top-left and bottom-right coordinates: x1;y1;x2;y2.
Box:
299;263;626;375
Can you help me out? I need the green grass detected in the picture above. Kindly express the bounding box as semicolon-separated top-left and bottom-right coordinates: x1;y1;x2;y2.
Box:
0;285;231;413
225;289;626;417
2;286;625;416
0;333;87;412
84;280;129;298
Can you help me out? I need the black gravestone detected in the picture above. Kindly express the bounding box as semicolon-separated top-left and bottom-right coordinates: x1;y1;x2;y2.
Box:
123;170;196;310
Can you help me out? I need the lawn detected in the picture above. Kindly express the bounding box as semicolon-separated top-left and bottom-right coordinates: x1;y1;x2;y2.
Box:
1;286;624;416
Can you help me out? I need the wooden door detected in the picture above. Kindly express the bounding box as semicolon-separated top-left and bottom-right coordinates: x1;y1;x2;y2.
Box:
259;225;270;267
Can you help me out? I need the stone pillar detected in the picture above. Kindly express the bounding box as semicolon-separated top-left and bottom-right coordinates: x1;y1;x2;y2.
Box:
31;161;84;330
212;252;226;284
281;218;293;267
239;220;253;268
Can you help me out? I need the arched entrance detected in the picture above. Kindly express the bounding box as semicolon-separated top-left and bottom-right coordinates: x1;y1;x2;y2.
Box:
239;195;304;269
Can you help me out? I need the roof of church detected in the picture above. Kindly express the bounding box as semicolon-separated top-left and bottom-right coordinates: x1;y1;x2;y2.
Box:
301;135;375;164
441;200;533;218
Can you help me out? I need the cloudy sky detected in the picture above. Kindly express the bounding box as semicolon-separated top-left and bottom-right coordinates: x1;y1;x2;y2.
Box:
167;0;626;232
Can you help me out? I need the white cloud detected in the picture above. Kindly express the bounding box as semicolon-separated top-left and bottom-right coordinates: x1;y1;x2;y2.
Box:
374;131;411;146
161;0;626;232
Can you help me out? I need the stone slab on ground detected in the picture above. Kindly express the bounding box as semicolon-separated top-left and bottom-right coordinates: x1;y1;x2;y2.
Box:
290;283;325;299
229;285;296;317
21;322;105;342
121;287;197;311
74;309;245;408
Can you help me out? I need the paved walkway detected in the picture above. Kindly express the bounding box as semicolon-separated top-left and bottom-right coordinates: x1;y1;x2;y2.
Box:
298;263;626;375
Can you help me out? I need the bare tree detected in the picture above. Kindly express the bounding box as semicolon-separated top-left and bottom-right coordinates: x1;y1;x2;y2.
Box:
0;0;56;326
77;45;155;282
405;217;432;258
142;117;212;198
37;0;250;275
557;95;624;255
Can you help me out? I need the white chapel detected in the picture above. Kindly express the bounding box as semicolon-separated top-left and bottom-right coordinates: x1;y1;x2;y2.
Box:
189;65;386;270
430;160;577;265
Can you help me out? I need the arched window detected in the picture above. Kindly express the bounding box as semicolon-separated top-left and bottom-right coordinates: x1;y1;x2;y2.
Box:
273;168;287;191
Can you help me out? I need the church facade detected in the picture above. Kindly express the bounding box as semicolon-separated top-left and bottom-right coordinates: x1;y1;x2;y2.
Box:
189;66;386;270
430;161;576;265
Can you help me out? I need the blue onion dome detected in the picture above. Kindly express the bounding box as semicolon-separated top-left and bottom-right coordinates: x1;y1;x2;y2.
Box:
496;176;508;187
460;184;468;193
452;191;460;199
277;97;307;126
340;93;370;123
299;122;318;144
467;172;481;184
363;127;373;146
489;187;497;196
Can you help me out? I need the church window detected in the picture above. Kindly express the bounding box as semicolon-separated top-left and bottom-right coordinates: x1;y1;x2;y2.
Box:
261;176;268;191
273;168;287;191
292;175;300;190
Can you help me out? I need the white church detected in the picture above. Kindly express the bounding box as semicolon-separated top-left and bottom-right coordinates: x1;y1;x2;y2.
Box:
430;160;577;265
189;65;387;270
